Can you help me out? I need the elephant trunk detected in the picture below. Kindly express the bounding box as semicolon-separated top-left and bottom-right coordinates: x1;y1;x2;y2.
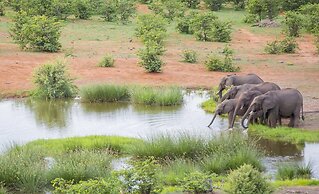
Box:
220;92;228;102
208;112;218;127
241;106;253;129
217;90;223;101
230;102;241;128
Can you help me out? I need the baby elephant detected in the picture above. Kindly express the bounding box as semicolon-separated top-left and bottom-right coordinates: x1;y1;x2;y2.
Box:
208;99;247;128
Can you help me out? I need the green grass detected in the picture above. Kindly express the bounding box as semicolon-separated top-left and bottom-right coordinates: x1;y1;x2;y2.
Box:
24;135;142;156
273;179;319;187
80;84;130;103
201;98;217;113
130;86;183;106
276;163;312;181
249;125;319;144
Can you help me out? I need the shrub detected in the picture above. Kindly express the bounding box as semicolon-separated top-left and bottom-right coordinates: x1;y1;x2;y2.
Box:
243;14;259;24
52;177;121;194
211;20;232;42
182;50;198;63
282;0;316;11
101;0;136;24
135;14;167;45
276;163;312;180
283;11;303;37
204;0;225;11
138;46;164;73
300;4;319;34
179;171;215;193
80;84;130;103
264;40;282;54
227;164;272;194
190;12;218;41
149;0;186;21
98;54;115;67
0;1;4;16
265;37;298;54
280;37;298;53
73;0;92;19
32;59;78;99
100;0;117;22
176;10;199;34
10;13;61;52
181;0;200;8
205;46;239;72
118;157;163;194
246;0;279;21
231;0;246;10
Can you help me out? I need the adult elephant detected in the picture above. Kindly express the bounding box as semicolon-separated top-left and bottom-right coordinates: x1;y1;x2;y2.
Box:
241;88;304;128
208;99;247;128
228;82;281;129
217;74;264;100
221;84;257;102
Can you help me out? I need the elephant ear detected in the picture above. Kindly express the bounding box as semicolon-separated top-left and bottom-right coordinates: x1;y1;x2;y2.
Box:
262;97;275;112
225;77;234;87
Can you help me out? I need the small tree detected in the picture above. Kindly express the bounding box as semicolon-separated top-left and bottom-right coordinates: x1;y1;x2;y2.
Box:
176;10;199;34
246;0;279;21
73;0;92;19
211;20;232;42
300;4;319;34
181;0;200;8
149;0;186;21
190;12;218;41
0;0;5;16
282;11;303;37
204;0;225;11
138;46;164;72
227;164;273;194
33;59;78;99
11;13;62;52
116;0;136;24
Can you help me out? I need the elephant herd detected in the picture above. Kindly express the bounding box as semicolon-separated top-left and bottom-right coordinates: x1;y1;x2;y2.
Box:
208;73;304;130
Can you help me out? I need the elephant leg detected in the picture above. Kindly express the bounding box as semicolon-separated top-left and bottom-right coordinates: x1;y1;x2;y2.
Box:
228;111;235;129
288;115;295;127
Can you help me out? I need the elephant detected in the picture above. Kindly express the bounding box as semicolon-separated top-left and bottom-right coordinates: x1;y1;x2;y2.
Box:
208;99;248;128
217;73;264;100
241;88;304;128
220;84;258;102
228;82;281;129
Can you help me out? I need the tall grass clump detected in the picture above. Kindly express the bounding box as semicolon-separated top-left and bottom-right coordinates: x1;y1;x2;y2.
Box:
276;163;312;180
97;54;114;67
130;86;183;106
47;150;112;183
0;146;47;193
32;59;78;99
80;84;129;103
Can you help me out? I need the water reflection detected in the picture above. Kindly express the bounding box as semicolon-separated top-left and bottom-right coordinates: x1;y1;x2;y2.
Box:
81;102;129;113
23;99;73;129
132;104;182;114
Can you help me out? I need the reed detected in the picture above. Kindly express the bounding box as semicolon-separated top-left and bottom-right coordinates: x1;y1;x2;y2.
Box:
276;163;312;180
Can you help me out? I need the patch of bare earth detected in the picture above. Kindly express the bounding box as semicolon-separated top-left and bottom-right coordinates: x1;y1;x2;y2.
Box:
275;186;319;194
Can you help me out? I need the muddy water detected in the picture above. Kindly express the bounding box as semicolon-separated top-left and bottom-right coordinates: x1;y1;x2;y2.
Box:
0;91;318;178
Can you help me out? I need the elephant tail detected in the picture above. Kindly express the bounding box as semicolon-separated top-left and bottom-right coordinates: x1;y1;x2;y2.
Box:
301;104;305;121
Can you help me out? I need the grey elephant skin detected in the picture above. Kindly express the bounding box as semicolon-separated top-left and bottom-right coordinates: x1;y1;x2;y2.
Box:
241;88;304;128
221;84;258;102
229;82;281;129
217;74;264;100
208;99;250;128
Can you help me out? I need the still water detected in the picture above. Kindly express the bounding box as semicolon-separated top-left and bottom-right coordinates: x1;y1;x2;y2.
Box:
0;91;318;178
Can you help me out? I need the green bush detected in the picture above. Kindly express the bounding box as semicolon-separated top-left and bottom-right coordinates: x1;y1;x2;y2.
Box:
211;20;232;42
190;12;218;41
265;37;298;54
0;1;4;16
98;54;115;67
52;177;121;194
135;14;167;45
204;0;225;11
227;164;272;194
246;0;279;21
300;3;319;34
149;0;186;21
80;84;130;103
10;13;61;52
243;14;259;24
101;0;136;24
32;59;78;99
264;40;282;54
276;163;312;180
283;11;303;37
118;157;163;194
73;0;92;19
179;171;215;193
181;0;200;8
138;46;164;73
182;50;198;63
205;46;239;72
231;0;246;10
176;10;199;34
282;0;316;11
